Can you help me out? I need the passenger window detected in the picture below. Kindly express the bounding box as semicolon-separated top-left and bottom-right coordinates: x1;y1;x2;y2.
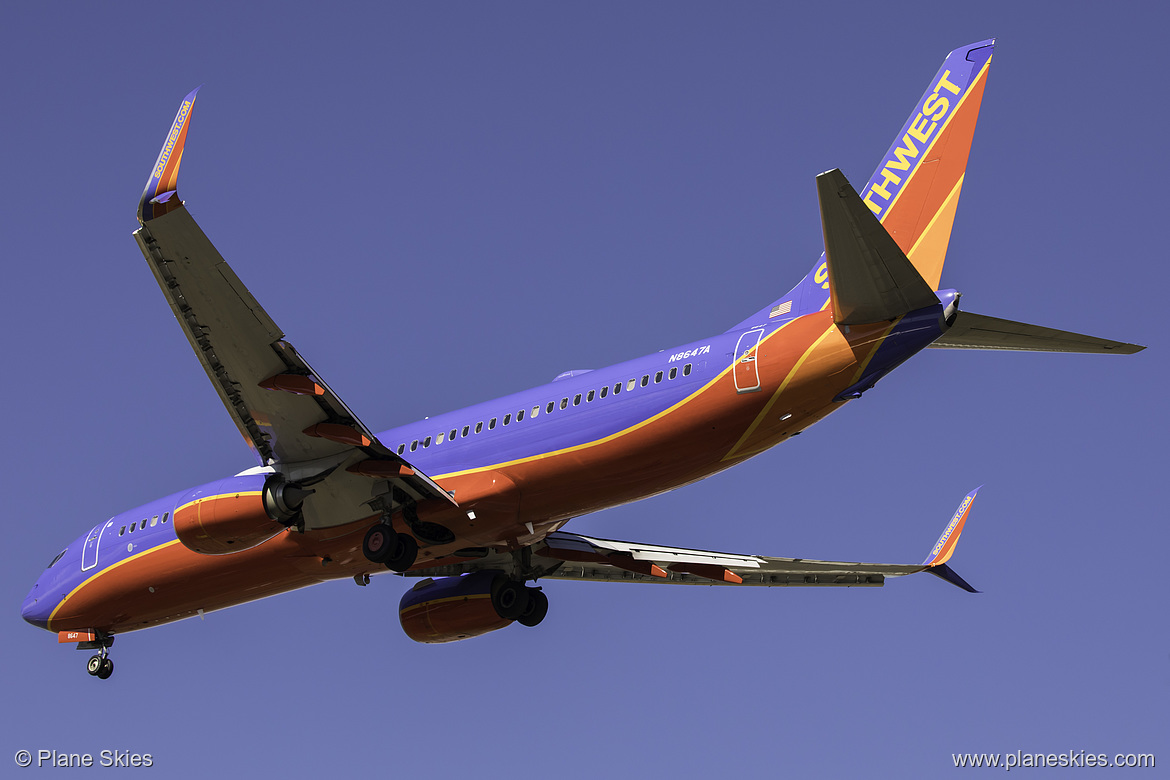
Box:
423;436;432;448
614;382;622;395
397;444;406;455
573;394;581;406
669;367;677;380
503;414;511;426
600;386;608;398
684;363;692;376
410;440;419;452
462;426;471;437
437;432;445;445
151;515;159;527
626;379;635;391
587;390;595;402
475;422;483;434
532;406;540;418
450;429;457;441
546;402;554;414
130;522;137;532
162;512;169;524
560;398;568;410
517;409;525;422
119;526;126;536
641;375;649;387
489;418;497;430
655;371;663;383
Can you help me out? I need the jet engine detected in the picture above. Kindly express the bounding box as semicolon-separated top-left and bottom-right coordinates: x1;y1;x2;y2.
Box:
173;474;309;555
399;571;513;643
399;571;549;643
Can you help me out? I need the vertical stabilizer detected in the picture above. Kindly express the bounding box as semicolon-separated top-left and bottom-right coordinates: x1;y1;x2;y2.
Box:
730;39;994;332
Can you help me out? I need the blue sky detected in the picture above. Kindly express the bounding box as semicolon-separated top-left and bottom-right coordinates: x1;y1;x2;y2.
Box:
3;2;1165;776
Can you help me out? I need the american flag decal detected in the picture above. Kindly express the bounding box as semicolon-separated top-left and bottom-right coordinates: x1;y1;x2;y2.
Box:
769;301;792;318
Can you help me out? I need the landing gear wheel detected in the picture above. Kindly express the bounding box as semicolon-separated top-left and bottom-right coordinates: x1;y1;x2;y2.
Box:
384;533;418;573
491;579;530;620
362;525;396;564
517;588;548;627
87;655;104;676
96;658;114;680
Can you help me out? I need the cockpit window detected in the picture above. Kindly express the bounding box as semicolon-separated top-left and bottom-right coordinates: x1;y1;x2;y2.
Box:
48;549;67;568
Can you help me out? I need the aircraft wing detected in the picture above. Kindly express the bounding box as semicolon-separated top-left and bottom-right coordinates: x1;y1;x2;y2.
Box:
133;88;454;523
411;489;983;592
531;531;925;587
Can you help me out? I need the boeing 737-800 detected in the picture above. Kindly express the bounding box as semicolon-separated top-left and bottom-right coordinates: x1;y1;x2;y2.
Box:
21;39;1143;679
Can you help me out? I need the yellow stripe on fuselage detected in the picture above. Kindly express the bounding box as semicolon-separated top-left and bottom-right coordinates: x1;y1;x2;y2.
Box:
433;319;802;481
46;539;184;632
722;324;837;461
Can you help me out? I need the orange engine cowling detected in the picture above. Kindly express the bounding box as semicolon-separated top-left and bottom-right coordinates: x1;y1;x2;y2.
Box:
173;474;305;555
399;571;512;643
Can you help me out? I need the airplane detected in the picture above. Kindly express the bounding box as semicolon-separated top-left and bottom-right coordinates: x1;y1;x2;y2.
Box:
21;39;1143;679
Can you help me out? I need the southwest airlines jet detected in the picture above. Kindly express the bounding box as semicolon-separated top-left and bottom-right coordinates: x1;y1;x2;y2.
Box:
22;40;1142;679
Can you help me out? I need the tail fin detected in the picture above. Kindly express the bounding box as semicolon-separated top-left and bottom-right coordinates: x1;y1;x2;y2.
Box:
730;39;994;332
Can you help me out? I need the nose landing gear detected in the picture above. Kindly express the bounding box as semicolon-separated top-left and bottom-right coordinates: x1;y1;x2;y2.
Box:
86;653;113;679
79;632;115;680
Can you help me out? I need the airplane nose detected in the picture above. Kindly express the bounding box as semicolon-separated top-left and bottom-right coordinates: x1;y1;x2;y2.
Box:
21;583;50;630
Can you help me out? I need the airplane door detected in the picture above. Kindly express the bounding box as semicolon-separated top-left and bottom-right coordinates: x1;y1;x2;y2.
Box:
733;328;765;393
81;519;114;572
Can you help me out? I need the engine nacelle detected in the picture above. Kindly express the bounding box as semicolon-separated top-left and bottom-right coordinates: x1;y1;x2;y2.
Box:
174;474;305;555
399;571;512;643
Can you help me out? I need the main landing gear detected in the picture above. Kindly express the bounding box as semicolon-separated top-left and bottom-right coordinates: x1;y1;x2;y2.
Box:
491;578;549;627
81;633;115;680
363;524;418;572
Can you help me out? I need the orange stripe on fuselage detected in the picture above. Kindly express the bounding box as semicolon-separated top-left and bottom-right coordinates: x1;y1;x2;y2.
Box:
46;518;385;635
54;311;908;635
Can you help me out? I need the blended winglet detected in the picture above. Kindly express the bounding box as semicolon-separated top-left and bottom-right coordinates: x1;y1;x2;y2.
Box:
138;86;201;225
919;487;981;593
923;486;980;567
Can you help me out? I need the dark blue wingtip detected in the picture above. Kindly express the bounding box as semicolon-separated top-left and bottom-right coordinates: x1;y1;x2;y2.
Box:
927;562;980;593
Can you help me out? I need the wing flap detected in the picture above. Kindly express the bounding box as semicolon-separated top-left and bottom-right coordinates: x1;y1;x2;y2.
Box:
537;532;921;586
403;489;982;591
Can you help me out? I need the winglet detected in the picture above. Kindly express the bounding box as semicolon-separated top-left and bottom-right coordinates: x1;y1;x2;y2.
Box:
920;486;981;592
138;86;201;225
923;486;980;566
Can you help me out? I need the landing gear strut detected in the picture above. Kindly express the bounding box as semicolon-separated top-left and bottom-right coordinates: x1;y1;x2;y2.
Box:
362;524;419;572
81;633;114;679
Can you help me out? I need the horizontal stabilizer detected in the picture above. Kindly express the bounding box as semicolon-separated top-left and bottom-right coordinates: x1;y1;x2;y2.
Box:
930;311;1145;354
818;169;940;325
